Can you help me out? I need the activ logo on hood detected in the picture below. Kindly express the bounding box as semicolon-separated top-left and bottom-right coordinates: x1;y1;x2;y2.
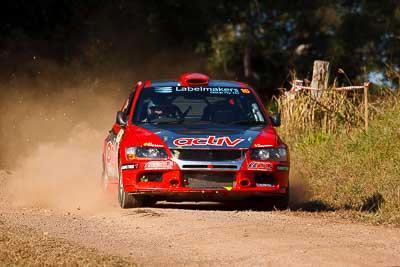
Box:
173;136;244;147
136;123;269;149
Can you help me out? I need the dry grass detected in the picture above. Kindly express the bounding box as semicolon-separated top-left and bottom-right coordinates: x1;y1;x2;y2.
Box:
275;85;398;143
274;81;400;224
290;106;400;225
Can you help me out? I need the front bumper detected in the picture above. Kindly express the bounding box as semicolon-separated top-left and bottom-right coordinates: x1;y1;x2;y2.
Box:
119;157;289;201
129;191;288;202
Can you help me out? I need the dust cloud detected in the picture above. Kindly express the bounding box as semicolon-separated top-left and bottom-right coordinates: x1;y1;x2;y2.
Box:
0;70;125;211
5;123;113;211
0;53;205;211
0;3;211;211
288;157;312;208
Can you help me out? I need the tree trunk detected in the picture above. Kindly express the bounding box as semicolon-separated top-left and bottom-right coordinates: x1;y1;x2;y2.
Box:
311;60;330;99
243;45;252;78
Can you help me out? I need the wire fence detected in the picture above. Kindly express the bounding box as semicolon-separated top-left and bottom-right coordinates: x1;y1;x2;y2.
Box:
275;82;371;139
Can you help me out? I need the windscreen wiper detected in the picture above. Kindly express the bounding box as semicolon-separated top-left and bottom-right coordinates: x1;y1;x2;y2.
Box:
230;120;267;125
153;119;185;124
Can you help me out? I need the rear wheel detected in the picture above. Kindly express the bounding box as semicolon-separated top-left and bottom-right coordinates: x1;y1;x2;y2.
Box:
101;156;109;191
118;165;143;209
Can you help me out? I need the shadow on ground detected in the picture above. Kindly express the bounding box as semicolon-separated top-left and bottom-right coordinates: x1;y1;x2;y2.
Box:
150;193;385;213
153;200;335;212
289;192;385;213
289;200;336;212
152;201;278;212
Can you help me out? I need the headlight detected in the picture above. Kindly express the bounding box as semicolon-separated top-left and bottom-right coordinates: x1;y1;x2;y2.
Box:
126;147;168;160
250;148;288;161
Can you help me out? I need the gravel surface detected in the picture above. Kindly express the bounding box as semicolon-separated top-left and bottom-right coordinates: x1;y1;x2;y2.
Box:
0;219;136;266
1;171;400;266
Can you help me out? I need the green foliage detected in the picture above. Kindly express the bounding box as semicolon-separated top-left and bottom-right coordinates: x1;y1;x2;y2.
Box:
2;1;400;95
205;1;400;95
295;132;332;149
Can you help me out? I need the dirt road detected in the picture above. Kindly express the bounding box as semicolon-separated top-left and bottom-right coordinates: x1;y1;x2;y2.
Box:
1;175;399;267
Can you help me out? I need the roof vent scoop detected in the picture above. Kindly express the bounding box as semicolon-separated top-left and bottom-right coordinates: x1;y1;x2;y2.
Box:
180;73;210;86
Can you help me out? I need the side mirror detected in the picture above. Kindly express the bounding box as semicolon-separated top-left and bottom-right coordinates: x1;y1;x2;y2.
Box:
116;111;128;127
270;113;281;127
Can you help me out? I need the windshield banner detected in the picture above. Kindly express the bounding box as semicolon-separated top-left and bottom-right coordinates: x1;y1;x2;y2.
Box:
154;86;251;95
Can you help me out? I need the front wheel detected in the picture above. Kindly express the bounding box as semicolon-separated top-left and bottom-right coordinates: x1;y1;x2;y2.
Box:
118;167;143;209
272;187;290;210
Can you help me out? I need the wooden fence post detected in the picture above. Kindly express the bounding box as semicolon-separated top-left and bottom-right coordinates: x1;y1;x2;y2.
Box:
311;60;330;99
364;82;370;132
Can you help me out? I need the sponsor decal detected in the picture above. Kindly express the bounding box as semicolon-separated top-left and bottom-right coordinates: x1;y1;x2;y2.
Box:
144;161;173;170
253;144;273;148
173;136;244;147
257;183;274;187
106;141;113;164
248;161;273;171
154;86;253;95
143;142;164;148
276;165;289;172
121;163;139;170
154;86;173;93
175;86;240;95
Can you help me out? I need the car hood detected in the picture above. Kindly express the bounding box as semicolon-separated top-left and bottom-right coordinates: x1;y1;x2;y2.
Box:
130;122;278;149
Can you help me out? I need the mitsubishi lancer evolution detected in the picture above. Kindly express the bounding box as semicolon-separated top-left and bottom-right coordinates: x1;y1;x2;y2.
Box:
102;73;290;209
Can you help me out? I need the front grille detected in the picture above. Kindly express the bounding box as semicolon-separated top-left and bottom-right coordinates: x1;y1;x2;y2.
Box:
182;171;236;189
182;165;237;169
171;149;245;161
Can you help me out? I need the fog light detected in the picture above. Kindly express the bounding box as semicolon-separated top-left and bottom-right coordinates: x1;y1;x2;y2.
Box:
139;173;163;182
169;179;179;186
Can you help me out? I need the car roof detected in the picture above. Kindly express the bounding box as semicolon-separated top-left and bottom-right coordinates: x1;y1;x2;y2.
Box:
148;79;244;88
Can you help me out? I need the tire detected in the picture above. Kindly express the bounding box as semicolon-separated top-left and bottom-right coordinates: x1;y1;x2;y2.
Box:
118;166;143;209
142;198;157;207
272;196;289;210
272;187;290;210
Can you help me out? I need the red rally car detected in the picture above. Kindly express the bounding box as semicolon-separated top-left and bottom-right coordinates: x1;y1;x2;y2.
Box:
102;73;290;209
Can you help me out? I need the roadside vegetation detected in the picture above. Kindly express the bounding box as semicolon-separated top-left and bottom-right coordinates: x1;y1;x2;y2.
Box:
275;77;400;225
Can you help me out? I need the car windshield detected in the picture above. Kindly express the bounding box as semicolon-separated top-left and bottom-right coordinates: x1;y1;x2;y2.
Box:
132;86;267;125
